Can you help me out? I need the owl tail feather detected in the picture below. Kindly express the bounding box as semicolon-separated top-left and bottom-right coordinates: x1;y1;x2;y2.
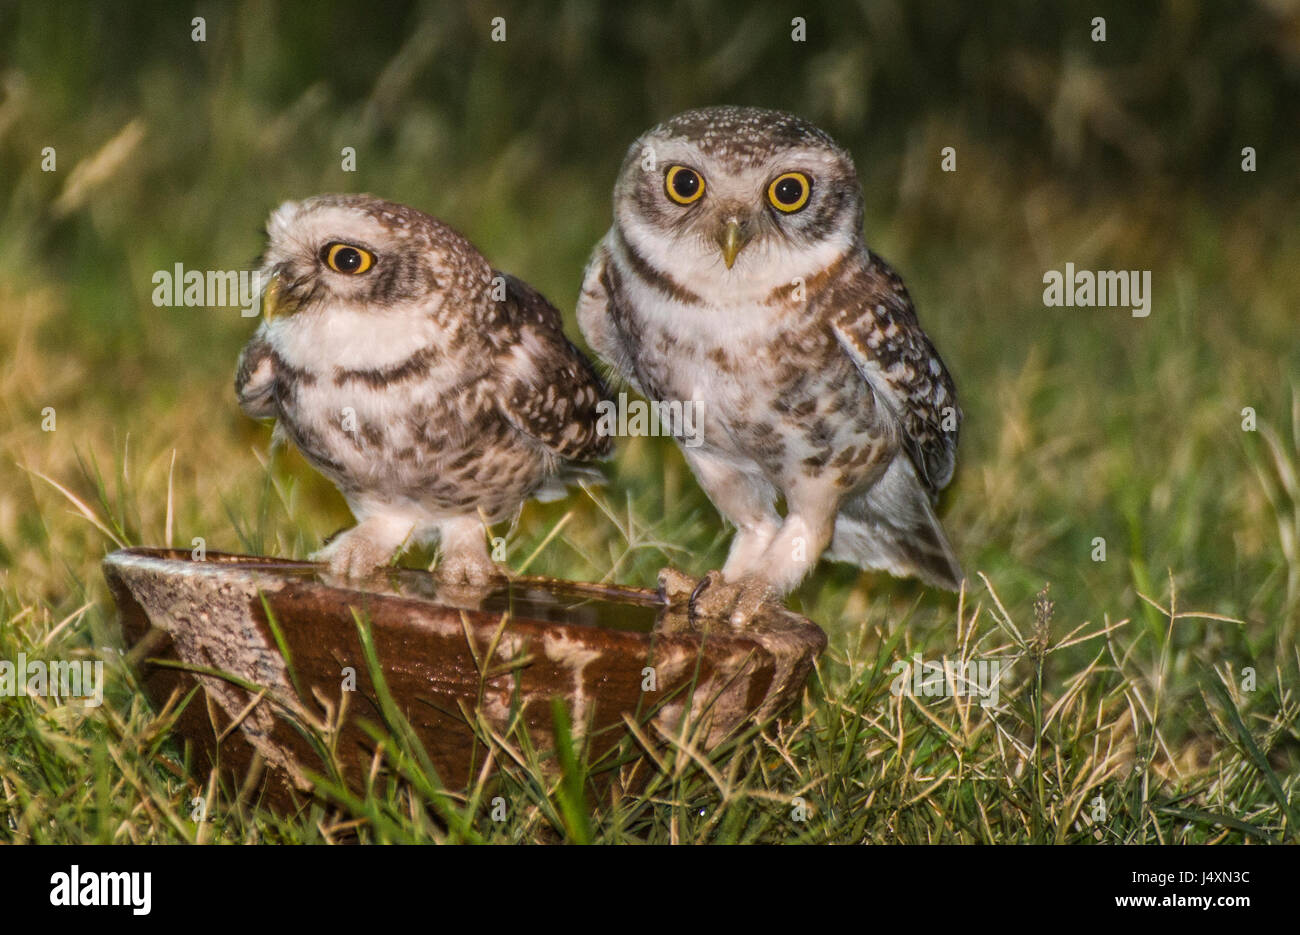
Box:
828;456;963;591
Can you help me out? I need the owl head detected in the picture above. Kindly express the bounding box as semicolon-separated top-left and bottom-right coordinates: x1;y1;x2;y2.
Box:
257;193;491;321
612;107;865;294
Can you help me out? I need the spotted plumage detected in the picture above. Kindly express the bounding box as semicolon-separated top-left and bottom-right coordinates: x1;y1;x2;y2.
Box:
578;107;962;622
237;194;609;581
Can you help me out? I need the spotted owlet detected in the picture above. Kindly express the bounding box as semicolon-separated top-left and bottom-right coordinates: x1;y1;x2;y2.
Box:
236;194;610;582
577;107;962;623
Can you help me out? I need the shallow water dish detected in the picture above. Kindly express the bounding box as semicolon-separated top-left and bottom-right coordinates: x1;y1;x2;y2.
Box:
103;548;827;810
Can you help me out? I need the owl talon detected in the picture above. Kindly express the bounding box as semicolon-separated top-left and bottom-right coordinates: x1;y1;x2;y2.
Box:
727;580;783;626
433;552;505;590
311;531;399;579
686;569;728;613
319;526;350;549
687;571;781;626
656;567;699;607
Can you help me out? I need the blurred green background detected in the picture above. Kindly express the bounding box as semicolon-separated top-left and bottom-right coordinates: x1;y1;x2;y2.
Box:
1;0;1298;844
1;0;1298;651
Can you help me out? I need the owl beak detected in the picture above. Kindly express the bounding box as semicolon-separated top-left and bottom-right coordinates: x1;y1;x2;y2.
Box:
259;273;297;320
716;218;752;269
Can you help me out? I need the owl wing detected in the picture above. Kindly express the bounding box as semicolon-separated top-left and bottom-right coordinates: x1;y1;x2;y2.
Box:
574;238;637;388
492;272;612;462
828;251;960;495
235;327;277;420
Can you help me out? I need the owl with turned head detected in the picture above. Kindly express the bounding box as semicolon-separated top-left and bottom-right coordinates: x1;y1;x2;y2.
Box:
236;194;609;582
578;106;962;623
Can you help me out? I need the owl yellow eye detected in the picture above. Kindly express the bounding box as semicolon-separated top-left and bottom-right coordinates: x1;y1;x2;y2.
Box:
322;242;374;275
767;172;811;213
665;165;705;205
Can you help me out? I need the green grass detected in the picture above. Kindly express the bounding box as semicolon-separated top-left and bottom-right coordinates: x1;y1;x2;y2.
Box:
1;0;1297;843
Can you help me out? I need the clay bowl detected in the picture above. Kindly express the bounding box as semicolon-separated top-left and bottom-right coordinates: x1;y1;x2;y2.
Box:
103;547;827;812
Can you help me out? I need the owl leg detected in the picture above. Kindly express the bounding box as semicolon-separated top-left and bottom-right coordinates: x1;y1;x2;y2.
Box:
432;515;502;588
692;484;837;625
674;453;786;625
749;483;839;596
682;451;780;578
311;514;416;577
723;522;781;580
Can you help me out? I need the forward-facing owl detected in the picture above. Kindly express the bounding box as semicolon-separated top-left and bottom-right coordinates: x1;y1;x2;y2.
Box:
578;107;962;623
236;194;610;582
